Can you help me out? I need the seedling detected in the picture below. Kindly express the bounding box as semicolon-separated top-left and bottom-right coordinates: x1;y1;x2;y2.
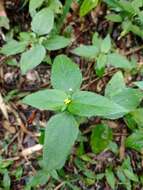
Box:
72;33;134;77
23;55;143;174
105;0;143;38
0;0;71;74
79;0;100;17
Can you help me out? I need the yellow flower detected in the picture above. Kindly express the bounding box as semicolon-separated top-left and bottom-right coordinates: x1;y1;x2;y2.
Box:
64;98;72;105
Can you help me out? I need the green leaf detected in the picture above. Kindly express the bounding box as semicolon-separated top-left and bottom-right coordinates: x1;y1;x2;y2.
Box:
48;0;63;13
110;88;143;111
129;23;143;37
20;45;46;74
122;157;139;182
116;167;127;184
5;58;18;67
103;0;119;8
105;72;143;111
23;89;67;111
0;16;9;29
108;141;118;155
0;158;13;169
92;32;101;47
0;40;28;56
116;167;132;190
72;45;99;59
12;167;23;180
108;53;133;69
90;124;113;154
31;8;54;35
134;81;143;90
101;35;111;53
51;55;82;92
125;130;143;152
43;113;79;171
131;108;143;127
95;54;107;77
105;168;116;190
44;35;71;51
26;170;49;190
122;156;134;171
29;0;44;17
105;71;125;98
124;114;137;130
68;91;128;119
118;0;135;14
123;169;138;182
106;14;122;22
19;32;35;42
3;170;11;190
132;0;143;9
80;0;99;17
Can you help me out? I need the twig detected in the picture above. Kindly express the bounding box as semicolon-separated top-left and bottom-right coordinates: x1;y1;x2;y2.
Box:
124;45;143;56
18;135;37;174
21;144;43;156
119;129;126;161
4;156;20;161
7;103;38;137
54;182;65;190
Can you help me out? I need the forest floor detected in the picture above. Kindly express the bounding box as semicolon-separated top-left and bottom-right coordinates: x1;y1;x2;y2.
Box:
0;1;143;190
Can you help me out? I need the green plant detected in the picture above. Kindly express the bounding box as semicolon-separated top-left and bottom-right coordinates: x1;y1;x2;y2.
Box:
72;33;135;77
0;0;71;74
0;157;12;190
104;156;140;190
90;124;113;154
116;156;139;190
22;55;143;175
79;0;100;17
104;0;143;37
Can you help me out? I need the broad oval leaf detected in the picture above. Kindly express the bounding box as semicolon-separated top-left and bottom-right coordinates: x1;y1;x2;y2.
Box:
23;89;67;111
110;88;143;111
20;45;46;74
43;112;79;171
44;35;71;51
31;8;54;35
90;124;113;154
105;71;125;98
0;40;28;56
80;0;99;17
29;0;44;17
68;91;128;119
48;0;63;13
51;55;82;92
72;45;99;59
